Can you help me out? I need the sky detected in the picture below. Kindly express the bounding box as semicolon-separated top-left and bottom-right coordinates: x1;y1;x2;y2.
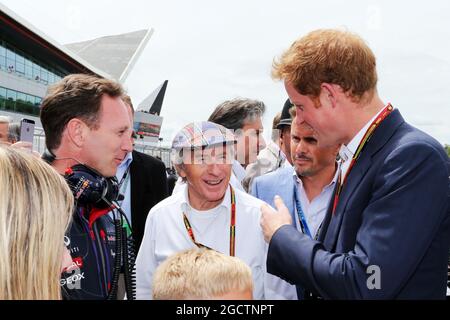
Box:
2;0;449;146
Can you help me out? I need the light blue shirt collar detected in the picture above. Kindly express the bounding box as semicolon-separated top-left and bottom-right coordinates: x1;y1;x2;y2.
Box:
116;152;133;181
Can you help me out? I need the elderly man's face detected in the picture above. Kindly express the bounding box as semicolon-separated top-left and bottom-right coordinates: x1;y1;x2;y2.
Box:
177;145;233;210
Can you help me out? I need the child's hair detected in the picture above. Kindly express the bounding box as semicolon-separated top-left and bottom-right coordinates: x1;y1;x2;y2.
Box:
153;248;253;299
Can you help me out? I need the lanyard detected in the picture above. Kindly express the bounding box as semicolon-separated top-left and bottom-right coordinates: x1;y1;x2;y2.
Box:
118;165;131;194
332;104;393;215
293;181;323;240
182;185;236;256
118;171;130;207
293;184;312;238
113;165;131;235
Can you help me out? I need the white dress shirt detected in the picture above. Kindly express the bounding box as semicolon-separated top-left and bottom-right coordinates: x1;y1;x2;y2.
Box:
135;183;296;300
293;168;339;238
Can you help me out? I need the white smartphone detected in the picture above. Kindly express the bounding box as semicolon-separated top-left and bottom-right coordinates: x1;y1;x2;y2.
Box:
20;118;35;145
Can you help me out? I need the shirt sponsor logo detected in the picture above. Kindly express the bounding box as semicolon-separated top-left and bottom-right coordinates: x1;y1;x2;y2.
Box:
63;257;84;273
60;272;85;287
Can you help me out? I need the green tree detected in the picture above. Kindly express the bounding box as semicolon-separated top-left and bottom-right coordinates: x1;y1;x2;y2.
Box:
445;144;450;157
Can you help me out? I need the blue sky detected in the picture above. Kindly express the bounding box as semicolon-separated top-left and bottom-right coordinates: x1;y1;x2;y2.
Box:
2;0;449;145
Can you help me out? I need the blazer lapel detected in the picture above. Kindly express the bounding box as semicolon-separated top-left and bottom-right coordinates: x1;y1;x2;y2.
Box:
318;182;337;242
323;155;372;250
322;109;405;251
279;168;296;224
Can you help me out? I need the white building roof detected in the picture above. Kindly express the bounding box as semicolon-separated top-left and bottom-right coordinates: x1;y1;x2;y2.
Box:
65;29;154;83
0;2;112;79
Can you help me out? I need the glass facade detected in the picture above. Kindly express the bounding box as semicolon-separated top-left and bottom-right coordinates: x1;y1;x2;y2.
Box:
0;39;64;117
0;86;42;116
0;39;63;85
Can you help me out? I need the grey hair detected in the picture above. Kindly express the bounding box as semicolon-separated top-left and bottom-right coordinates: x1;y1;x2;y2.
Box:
171;148;185;168
208;98;265;131
7;122;20;143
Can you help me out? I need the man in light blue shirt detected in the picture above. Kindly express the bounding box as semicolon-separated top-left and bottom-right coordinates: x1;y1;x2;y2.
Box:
252;113;340;298
253;112;339;238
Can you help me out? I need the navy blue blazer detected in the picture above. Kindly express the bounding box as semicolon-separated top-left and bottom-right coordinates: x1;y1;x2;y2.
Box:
252;166;298;230
267;109;450;299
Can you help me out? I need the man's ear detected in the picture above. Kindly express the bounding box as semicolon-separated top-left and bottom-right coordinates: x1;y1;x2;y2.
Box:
319;83;341;109
66;118;88;148
174;164;186;178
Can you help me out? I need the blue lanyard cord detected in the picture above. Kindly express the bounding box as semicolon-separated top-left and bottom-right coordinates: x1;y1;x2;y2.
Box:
293;184;312;238
118;166;131;190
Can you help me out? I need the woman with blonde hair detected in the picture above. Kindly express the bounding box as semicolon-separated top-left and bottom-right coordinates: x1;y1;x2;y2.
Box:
0;147;74;300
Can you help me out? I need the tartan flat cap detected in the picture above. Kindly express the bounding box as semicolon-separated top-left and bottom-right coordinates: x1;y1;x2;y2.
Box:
171;121;236;150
